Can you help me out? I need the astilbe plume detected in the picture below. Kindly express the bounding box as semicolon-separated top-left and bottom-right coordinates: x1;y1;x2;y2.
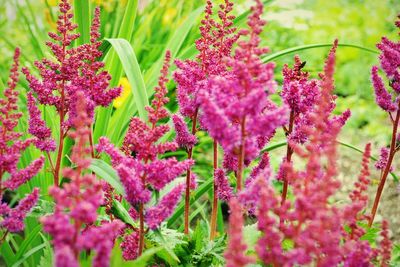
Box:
23;1;121;185
0;48;43;234
174;0;239;118
198;0;287;189
225;41;392;266
173;0;239;235
279;54;350;203
224;198;255;267
369;14;400;226
41;92;123;267
97;51;193;258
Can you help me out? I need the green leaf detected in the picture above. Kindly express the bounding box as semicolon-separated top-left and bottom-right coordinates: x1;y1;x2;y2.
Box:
11;244;46;267
93;0;139;143
1;236;16;266
167;178;213;227
127;247;163;267
105;38;148;121
13;224;42;264
111;199;138;228
89;158;124;194
262;43;378;63
149;229;181;265
73;0;91;46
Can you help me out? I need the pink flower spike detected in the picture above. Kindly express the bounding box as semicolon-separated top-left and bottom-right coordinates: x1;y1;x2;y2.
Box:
172;114;197;149
145;184;185;229
214;168;233;201
1;188;39;232
27;92;56;152
225;198;254;267
371;66;397;112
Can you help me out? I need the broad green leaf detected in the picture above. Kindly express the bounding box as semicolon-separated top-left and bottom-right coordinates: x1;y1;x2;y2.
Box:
1;236;16;266
105;38;148;121
73;0;91;46
93;0;138;143
111;199;138;228
11;244;46;267
13;224;42;264
89;158;124;194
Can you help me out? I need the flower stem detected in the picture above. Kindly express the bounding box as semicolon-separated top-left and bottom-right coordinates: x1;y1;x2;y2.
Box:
184;109;199;235
54;116;65;187
281;110;295;205
369;107;400;227
138;203;145;255
236;117;246;191
210;140;218;240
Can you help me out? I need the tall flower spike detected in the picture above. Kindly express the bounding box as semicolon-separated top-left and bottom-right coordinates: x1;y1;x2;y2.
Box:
27;92;56;152
224;198;255;267
0;48;43;235
172;114;197;149
369;15;400;226
198;0;287;186
23;2;121;185
42;92;123;266
98;51;193;256
214;168;233;201
226;40;386;266
145;184;185;229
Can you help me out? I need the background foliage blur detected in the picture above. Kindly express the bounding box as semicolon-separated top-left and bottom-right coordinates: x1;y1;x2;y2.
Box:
1;0;399;143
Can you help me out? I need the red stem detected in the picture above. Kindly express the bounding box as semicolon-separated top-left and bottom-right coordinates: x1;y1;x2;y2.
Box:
138;203;145;255
236;117;246;191
210;140;218;240
369;106;400;227
54;116;65;186
281;110;295;205
184;109;199;235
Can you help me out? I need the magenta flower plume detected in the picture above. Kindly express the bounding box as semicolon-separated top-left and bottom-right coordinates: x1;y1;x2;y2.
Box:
145;184;185;229
27;92;56;152
172;114;197;149
379;220;392;267
224;41;388;266
368;16;400;226
198;0;287;183
23;3;121;126
120;231;140;260
0;48;43;234
23;1;121;187
79;221;124;267
42;92;122;266
375;147;393;171
224;198;254;267
214;168;233;201
1;188;39;232
97;51;193;255
174;0;239;119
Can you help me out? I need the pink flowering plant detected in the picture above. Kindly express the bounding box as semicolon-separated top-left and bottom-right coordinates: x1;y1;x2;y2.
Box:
1;0;400;266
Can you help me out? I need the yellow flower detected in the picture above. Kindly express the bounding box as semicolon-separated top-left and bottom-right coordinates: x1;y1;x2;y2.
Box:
162;7;177;26
113;77;132;109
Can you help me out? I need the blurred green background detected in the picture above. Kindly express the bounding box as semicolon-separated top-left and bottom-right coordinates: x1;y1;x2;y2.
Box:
1;0;399;143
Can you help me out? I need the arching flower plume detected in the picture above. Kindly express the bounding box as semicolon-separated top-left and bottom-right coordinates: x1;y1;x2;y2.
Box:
41;92;123;267
0;48;43;234
97;51;193;258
